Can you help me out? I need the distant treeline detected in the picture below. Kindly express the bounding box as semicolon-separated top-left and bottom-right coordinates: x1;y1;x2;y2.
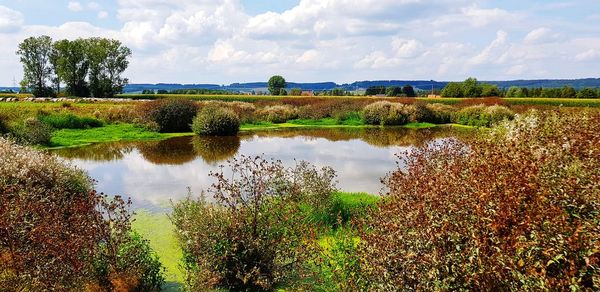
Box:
364;85;417;97
440;78;600;98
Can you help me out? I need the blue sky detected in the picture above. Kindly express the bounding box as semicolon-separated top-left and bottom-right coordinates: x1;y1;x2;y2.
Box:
0;0;599;85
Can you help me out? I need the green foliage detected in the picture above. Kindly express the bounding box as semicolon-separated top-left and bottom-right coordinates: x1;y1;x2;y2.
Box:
0;139;164;290
257;105;299;123
53;39;90;97
142;98;199;133
359;110;600;290
386;86;402;97
308;192;379;228
290;88;302;96
38;112;103;129
268;75;287;96
425;103;455;124
192;107;240;136
87;38;132;98
403;85;417;97
561;86;577;99
481;84;500;97
365;86;386;96
49;124;185;148
362;101;414;125
453;104;514;127
16;36;55;97
171;156;337;291
0;114;8;134
577;88;598;99
12;117;53;145
441;82;464;97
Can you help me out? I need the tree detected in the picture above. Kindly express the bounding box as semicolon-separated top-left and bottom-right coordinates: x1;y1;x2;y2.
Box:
289;88;302;96
268;75;286;96
53;39;90;97
481;84;500;97
88;38;132;98
16;36;55;97
386;86;402;97
577;88;598;99
505;86;521;98
441;82;463;97
462;77;482;98
560;86;577;99
365;86;386;96
402;85;416;97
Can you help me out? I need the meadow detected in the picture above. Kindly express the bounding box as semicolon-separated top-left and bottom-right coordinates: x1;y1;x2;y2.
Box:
1;96;599;290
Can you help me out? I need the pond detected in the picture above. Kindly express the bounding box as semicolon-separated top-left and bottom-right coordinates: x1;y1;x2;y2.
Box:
52;127;468;212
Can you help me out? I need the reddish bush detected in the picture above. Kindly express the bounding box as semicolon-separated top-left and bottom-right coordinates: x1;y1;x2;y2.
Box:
358;110;600;290
459;97;507;107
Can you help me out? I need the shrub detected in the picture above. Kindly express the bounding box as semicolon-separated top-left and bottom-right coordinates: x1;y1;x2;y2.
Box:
199;101;256;124
257;105;299;123
0;114;8;134
296;99;366;120
425;103;455;124
362;101;414;125
12;118;53;145
453;104;514;127
192;107;240;136
0;139;164;290
357;110;600;290
482;105;515;125
171;156;337;291
141;98;199;133
38;112;103;129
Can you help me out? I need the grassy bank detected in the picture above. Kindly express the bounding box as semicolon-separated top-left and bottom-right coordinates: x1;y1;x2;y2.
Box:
47;120;439;148
241;119;436;131
49;124;192;148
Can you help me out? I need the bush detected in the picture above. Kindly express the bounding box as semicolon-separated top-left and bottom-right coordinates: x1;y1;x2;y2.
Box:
453;104;514;127
192;107;240;136
425;103;455;124
257;105;299;123
357;110;600;290
12;118;53;145
141;98;199;133
171;156;337;291
38;112;103;129
362;101;414;125
199;101;256;124
0;114;8;134
0;139;164;290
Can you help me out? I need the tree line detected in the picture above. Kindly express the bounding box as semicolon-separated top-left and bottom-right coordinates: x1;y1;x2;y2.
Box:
365;85;417;97
17;36;131;98
441;77;599;98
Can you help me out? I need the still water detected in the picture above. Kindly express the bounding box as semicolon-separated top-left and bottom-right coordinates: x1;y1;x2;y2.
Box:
52;127;465;211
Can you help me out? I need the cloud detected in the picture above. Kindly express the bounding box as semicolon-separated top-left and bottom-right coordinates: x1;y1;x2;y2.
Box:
524;27;562;44
2;0;600;84
0;5;23;33
68;1;83;12
575;49;600;61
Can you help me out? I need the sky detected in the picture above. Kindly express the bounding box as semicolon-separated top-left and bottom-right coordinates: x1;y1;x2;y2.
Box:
0;0;599;85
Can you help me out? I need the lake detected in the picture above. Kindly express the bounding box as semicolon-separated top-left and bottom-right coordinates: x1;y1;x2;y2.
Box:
52;127;467;212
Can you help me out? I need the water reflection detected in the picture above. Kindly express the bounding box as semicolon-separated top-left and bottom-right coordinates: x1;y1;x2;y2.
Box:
52;127;469;211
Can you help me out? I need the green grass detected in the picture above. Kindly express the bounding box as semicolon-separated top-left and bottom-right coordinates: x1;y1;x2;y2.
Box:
132;210;184;284
49;123;192;148
240;119;436;131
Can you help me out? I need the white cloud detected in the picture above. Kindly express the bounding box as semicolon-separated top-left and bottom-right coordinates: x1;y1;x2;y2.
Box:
2;0;600;84
524;27;562;44
68;1;83;12
0;5;23;33
470;30;509;65
575;49;600;61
